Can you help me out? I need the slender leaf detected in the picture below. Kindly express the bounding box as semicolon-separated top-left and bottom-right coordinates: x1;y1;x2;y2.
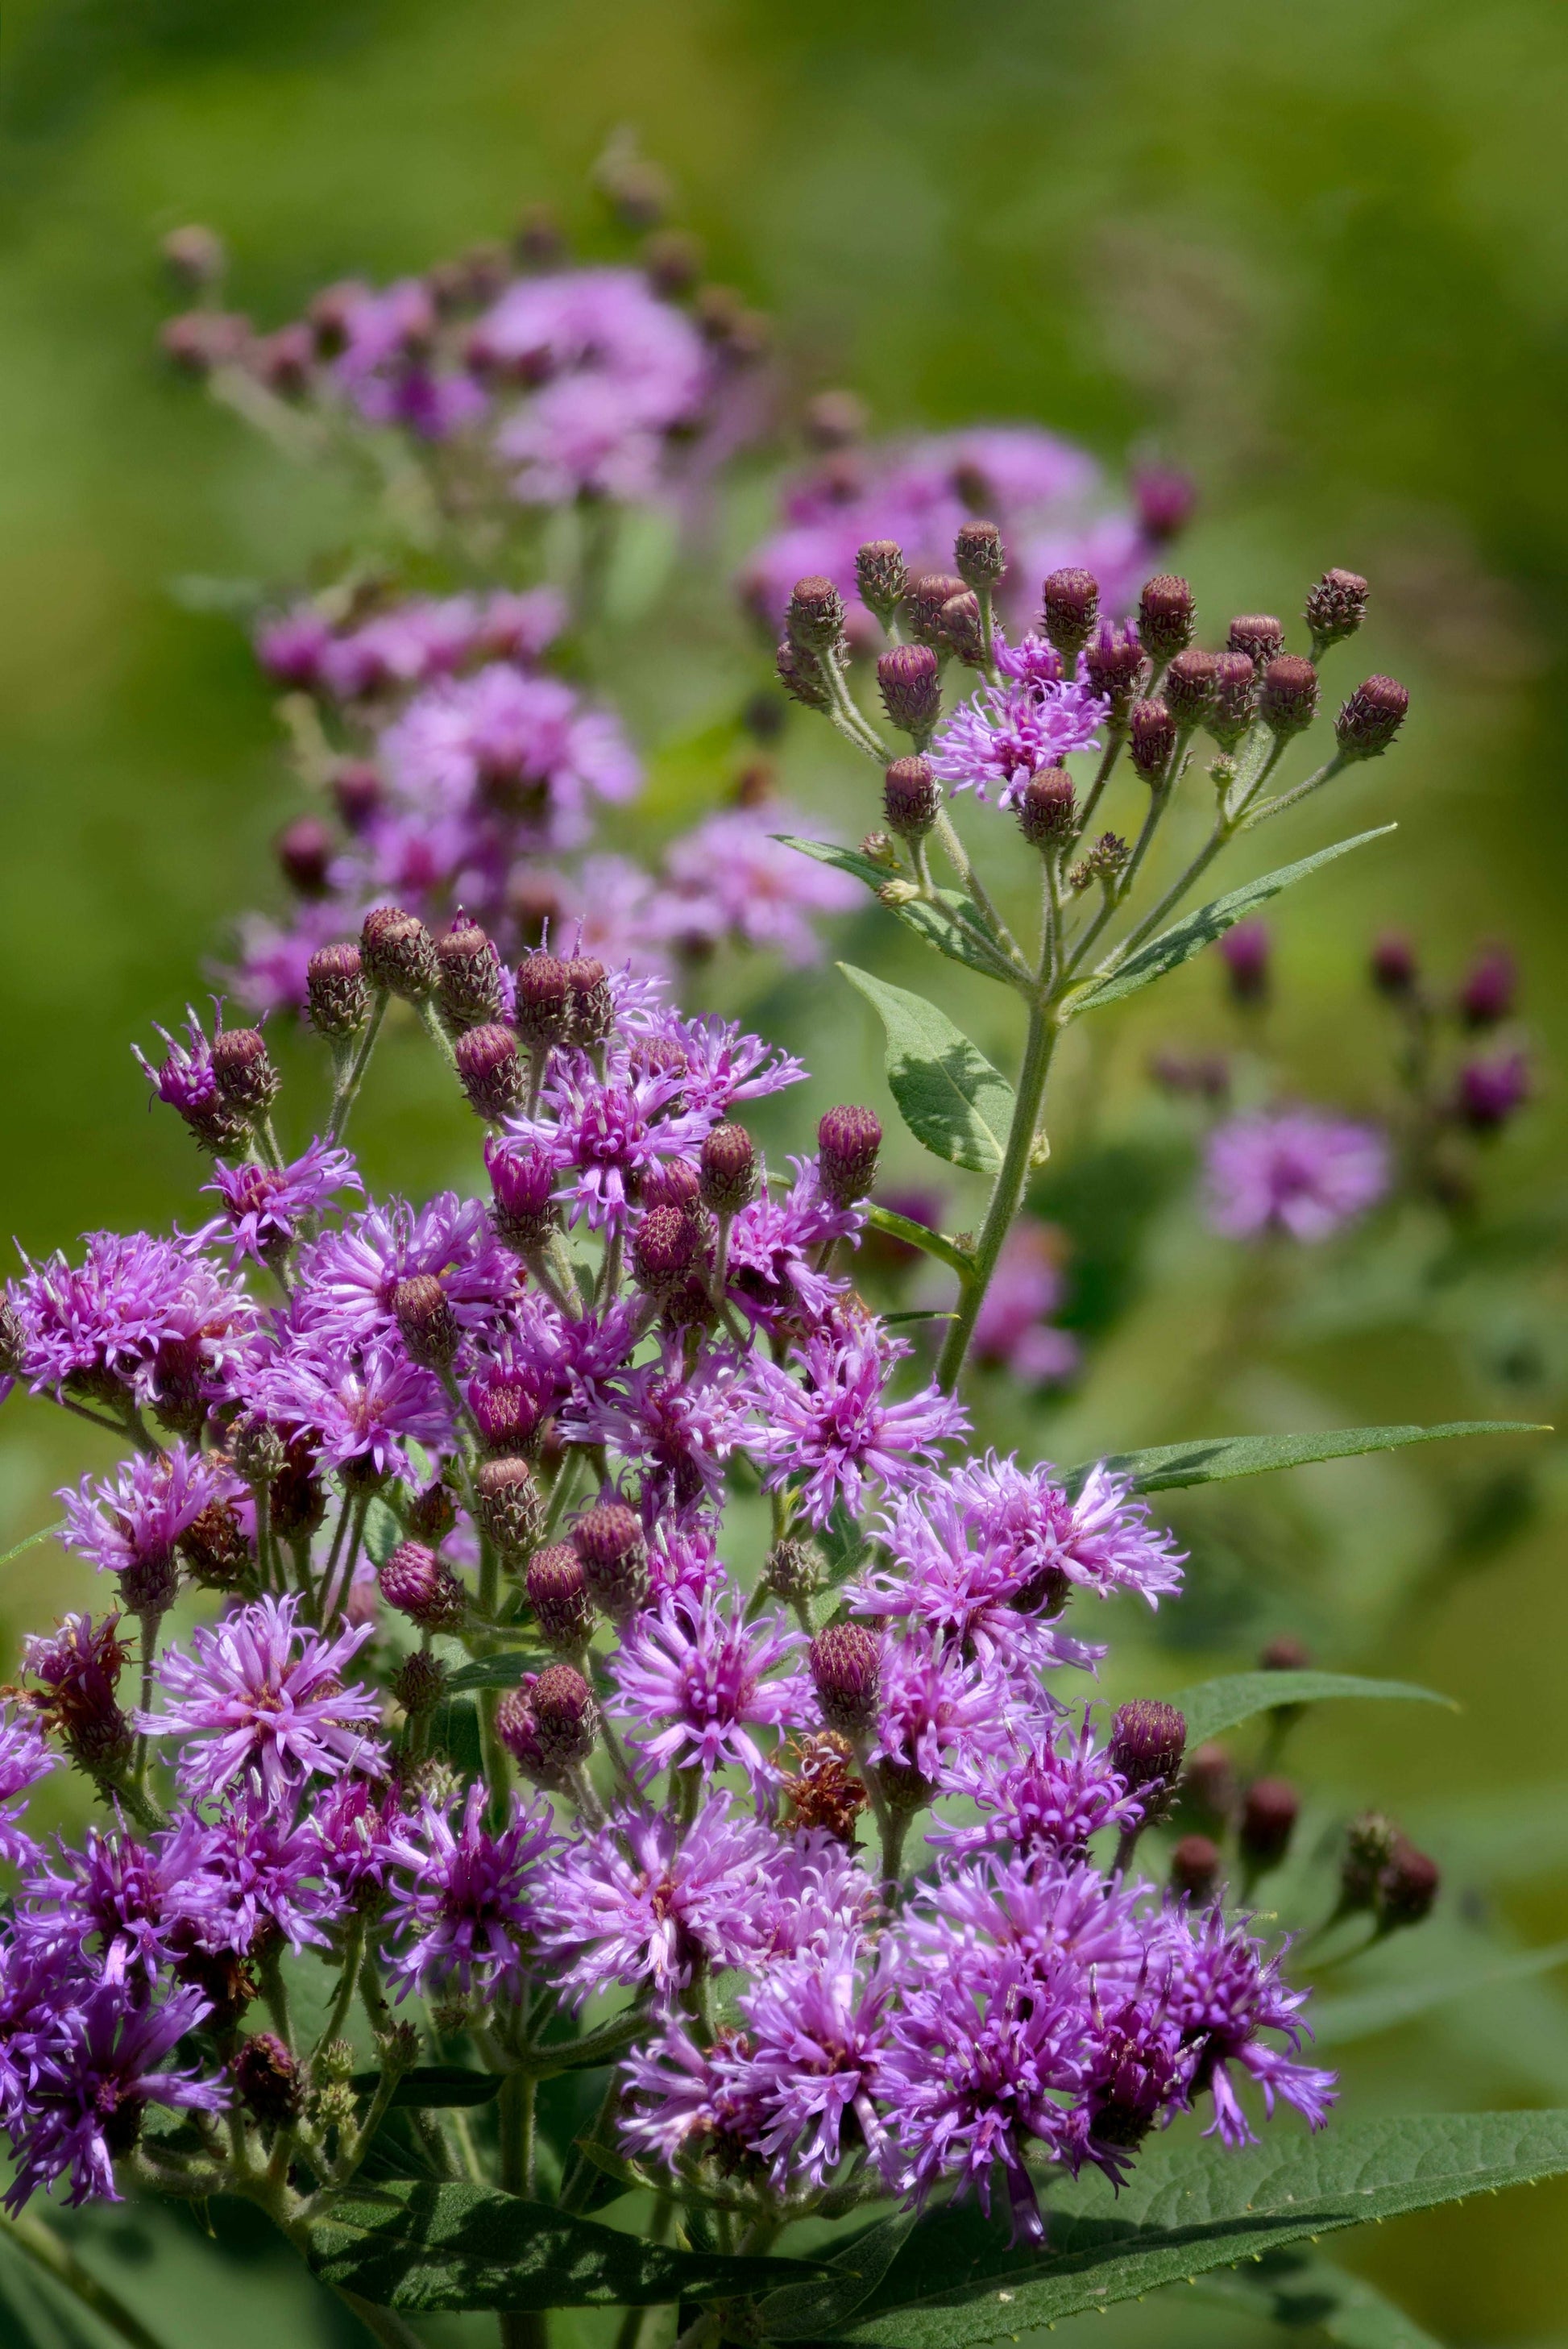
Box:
349;2065;504;2110
814;2111;1568;2345
1169;1669;1454;1746
1068;1420;1547;1496
840;964;1017;1176
780;839;1020;985
0;1521;64;1571
305;2180;825;2312
761;2212;919;2341
863;1203;976;1283
1067;826;1396;1013
1198;2248;1444;2349
446;1650;551;1693
1312;1938;1568;2048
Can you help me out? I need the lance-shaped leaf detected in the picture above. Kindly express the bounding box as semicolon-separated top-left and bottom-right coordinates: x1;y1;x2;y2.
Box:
840;964;1017;1176
863;1203;977;1284
305;2180;824;2312
349;2065;504;2110
1197;2247;1444;2349
446;1649;552;1693
781;838;1022;986
1064;1420;1547;1497
0;1522;64;1571
1168;1668;1454;1746
1067;826;1396;1014
761;2212;919;2341
1311;1937;1568;2048
814;2111;1568;2345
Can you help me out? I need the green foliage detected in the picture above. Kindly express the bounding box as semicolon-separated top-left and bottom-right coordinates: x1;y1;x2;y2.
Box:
346;2065;504;2109
1167;1667;1454;1744
1197;2248;1444;2348
445;1649;552;1691
1066;828;1397;1013
1311;1939;1568;2048
800;2113;1568;2343
839;964;1017;1173
302;2181;824;2311
780;840;1020;985
1075;1421;1549;1495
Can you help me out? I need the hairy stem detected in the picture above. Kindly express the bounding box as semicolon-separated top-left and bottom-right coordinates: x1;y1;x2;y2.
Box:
935;1004;1058;1388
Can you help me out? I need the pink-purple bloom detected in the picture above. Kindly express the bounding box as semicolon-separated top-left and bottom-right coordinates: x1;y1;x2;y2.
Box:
143;1596;384;1799
1205;1106;1390;1241
931;679;1108;804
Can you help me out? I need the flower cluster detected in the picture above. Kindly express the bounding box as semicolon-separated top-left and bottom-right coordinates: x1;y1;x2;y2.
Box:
0;901;1333;2235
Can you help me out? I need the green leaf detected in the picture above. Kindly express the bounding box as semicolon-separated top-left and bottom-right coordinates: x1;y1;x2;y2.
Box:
840;963;1017;1175
761;2212;918;2341
863;1203;977;1283
817;2111;1568;2345
1168;1669;1454;1746
446;1649;551;1693
0;1521;64;1571
1067;827;1396;1013
1311;1937;1568;2048
349;2065;505;2109
780;839;1020;986
363;1496;404;1568
1198;2248;1444;2349
305;2180;823;2313
1068;1420;1547;1496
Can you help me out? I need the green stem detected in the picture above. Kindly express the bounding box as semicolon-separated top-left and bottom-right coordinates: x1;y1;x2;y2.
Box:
1074;725;1126;836
500;2070;537;2198
1242;749;1348;829
326;989;389;1145
935;1004;1058;1388
1;2210;175;2349
314;1917;368;2061
931;808;1027;970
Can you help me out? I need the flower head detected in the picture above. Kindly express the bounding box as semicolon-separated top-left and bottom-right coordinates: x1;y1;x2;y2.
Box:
535;1797;778;2005
205;1141;361;1263
750;1309;967;1526
383;1783;555;2000
1205;1107;1389;1242
609;1591;807;1786
931;679;1107;804
143;1594;384;1800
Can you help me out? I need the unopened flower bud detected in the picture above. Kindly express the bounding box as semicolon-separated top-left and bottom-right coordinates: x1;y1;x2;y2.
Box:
1336;675;1408;760
1260;654;1320;737
1227;615;1285;668
1371;932;1418;998
1015;770;1077;847
1083;621;1149;720
573;1501;649;1621
856;541;908;625
633;1204;701;1296
162;223;226;289
525;1542;594;1650
882;755;940;840
817;1105;881;1208
1220;919;1270;1006
1134;465;1196;544
1169;1833;1222;1902
878;644;942;739
939;590;986;669
1163;648;1218;727
1305;567;1369;651
233;2032;302;2126
211;1028;280;1120
308;943;371;1040
473;1459;543;1560
1206;652;1261;748
1069;831;1131;892
361;906;437;999
1109;1700;1186;1799
765;1538;823;1603
380;1540;467;1633
640;1160;703;1214
485;1139;559;1255
390;1275;458;1372
407;1482;458;1544
333;762;383;832
562;957;613;1045
804;388;866;448
643;227;703;298
699;1122;759;1214
902;572;967;649
435;918;504;1031
1240;1777;1299;1874
776;636;831;712
810;1623;882;1736
1137;575;1195;658
512;952;571;1051
1341;1812;1400;1909
230;1411;285;1488
1458;945;1516;1029
455;1023;525;1122
178;1499;251;1592
1453;1050;1530;1134
276;816;334;899
394;1650;448;1718
787;575;848;654
1377;1839;1440;1929
497;1665;598;1783
954;519;1007;591
1040;567;1100;661
1128;698;1177;781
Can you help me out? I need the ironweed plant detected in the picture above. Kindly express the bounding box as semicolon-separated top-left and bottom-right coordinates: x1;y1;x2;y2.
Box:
0;172;1560;2349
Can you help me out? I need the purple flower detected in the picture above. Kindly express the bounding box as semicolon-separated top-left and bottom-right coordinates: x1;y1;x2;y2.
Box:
205;1140;361;1263
993;631;1066;686
8;1231;254;1411
17;1816;213;1982
932;1714;1147;1862
724;1160;862;1334
534;1797;779;2004
608;1590;807;1786
508;1056;711;1233
59;1442;241;1590
620;2020;769;2175
181;1791;347;1954
1158;1907;1336;2145
143;1594;384;1800
653;806;861;966
0;1705;56;1868
5;1969;227;2212
867;1634;1021;1792
380;664;639;850
931;679;1108;804
620;1010;805;1118
244;1330;451;1480
563;1344;759;1516
297;1193;518;1343
732;1933;895;2189
749;1309;967;1526
382;1783;555;2000
1205;1107;1389;1241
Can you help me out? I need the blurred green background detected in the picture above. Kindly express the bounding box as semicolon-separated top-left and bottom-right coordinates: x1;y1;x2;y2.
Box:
3;0;1568;2341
